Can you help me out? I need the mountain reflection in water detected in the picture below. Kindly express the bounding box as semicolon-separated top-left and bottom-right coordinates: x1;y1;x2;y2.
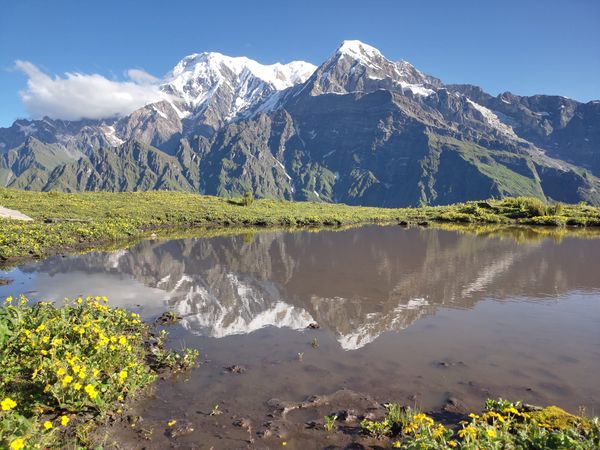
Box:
9;225;600;350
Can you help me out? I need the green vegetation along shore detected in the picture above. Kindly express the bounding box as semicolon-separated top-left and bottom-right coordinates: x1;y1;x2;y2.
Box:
355;399;599;449
0;295;197;449
1;188;600;265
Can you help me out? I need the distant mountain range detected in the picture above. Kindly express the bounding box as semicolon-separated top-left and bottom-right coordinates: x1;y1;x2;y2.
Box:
2;40;599;206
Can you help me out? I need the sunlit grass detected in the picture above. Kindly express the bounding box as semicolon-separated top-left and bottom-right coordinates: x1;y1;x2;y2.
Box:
1;189;599;264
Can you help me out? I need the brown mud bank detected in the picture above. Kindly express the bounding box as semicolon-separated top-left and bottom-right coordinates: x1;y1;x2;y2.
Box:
92;388;460;449
93;386;594;449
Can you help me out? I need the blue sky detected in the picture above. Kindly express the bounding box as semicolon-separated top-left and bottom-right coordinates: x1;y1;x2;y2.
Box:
0;0;599;127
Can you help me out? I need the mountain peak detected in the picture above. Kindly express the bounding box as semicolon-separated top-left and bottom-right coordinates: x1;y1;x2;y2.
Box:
336;40;383;60
160;52;316;128
299;40;439;98
167;52;315;90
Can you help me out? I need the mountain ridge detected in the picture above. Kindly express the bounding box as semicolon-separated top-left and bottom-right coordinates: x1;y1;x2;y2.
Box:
1;41;599;206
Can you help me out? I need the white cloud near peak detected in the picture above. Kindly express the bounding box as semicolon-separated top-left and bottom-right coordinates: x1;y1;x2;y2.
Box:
15;61;168;121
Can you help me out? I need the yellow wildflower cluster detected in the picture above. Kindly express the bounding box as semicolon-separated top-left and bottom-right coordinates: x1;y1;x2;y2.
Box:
1;398;17;411
1;295;157;449
358;399;600;448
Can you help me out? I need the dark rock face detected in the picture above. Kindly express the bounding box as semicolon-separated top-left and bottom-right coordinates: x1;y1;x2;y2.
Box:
1;40;599;206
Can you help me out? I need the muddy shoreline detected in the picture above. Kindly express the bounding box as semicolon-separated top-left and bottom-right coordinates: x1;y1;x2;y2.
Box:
98;387;467;449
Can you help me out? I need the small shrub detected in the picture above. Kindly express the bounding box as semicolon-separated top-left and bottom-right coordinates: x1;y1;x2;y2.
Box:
360;418;392;438
242;191;254;206
511;197;549;218
324;414;337;432
524;215;567;227
550;202;565;216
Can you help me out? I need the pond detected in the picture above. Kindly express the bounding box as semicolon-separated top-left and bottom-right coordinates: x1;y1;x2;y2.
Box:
2;225;599;448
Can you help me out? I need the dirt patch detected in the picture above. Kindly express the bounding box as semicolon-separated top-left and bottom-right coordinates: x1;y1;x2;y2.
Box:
91;388;468;449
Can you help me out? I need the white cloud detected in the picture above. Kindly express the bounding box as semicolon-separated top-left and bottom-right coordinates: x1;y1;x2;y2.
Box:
15;61;168;121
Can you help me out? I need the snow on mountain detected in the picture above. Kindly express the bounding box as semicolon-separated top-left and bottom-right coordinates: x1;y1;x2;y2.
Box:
160;52;316;124
465;98;521;140
301;39;440;98
336;39;383;62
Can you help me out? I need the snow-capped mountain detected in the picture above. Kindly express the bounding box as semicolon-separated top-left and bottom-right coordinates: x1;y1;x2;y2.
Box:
1;40;600;206
301;40;441;97
160;52;316;131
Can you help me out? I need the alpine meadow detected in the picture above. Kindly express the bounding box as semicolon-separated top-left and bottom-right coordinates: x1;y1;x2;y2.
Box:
1;2;600;449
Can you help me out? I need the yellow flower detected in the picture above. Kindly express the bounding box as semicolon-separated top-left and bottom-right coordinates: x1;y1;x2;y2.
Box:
118;370;128;383
84;384;98;399
469;413;479;419
43;420;53;430
448;440;458;448
403;423;416;434
487;411;505;423
486;428;497;438
93;368;100;376
1;397;17;411
414;413;434;425
167;419;177;426
41;336;50;343
10;438;25;450
432;424;446;438
61;415;70;426
118;336;127;346
62;375;73;386
393;441;401;448
74;382;82;391
36;324;46;332
458;425;476;439
118;395;124;401
56;368;66;377
43;384;51;393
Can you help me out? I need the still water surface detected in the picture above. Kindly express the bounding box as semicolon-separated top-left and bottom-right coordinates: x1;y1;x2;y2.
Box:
2;225;599;446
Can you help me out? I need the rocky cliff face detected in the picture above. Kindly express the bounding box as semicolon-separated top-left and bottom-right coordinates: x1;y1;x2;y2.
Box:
1;41;598;205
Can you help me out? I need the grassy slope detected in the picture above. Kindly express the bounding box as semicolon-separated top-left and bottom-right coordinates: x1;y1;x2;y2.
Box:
1;188;600;263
